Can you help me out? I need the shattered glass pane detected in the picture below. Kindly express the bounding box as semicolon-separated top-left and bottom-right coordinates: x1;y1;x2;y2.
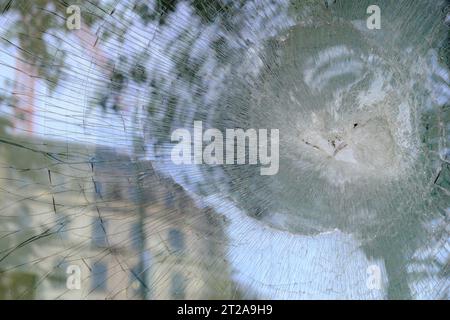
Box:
0;0;448;300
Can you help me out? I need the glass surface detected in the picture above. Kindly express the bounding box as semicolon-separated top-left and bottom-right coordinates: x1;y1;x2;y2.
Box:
0;0;448;299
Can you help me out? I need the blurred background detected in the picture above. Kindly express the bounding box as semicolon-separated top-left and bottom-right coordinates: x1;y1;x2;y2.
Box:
0;0;246;299
0;0;448;299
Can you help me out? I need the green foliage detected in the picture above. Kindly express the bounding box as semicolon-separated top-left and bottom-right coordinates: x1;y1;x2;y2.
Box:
0;0;103;91
133;0;178;25
0;117;12;136
131;63;148;83
0;271;37;299
191;0;231;23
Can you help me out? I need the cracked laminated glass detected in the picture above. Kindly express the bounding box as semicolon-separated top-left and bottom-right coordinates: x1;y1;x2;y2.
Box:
0;0;448;300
